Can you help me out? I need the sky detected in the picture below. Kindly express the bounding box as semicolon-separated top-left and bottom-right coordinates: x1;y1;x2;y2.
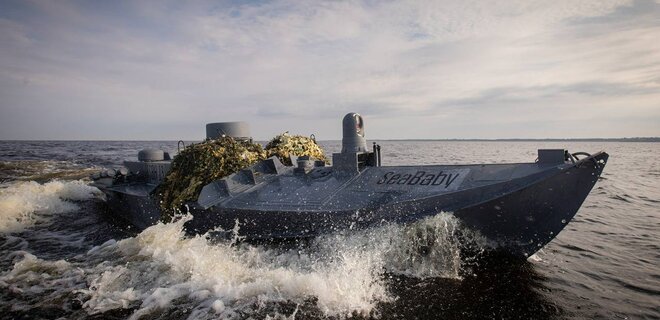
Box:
0;0;659;140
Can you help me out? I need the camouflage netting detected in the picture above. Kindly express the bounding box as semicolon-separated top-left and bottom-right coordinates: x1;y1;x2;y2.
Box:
155;137;266;218
155;133;328;220
265;132;329;166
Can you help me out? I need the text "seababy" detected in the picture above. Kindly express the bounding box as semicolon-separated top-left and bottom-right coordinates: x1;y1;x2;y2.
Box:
376;171;462;188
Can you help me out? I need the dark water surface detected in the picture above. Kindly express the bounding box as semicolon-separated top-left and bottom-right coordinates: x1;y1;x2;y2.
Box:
0;140;658;319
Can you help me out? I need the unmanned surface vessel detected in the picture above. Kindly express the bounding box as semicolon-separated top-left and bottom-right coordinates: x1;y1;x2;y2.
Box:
92;113;608;258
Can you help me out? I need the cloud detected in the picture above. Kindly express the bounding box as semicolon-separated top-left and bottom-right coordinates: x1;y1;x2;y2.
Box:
0;0;658;139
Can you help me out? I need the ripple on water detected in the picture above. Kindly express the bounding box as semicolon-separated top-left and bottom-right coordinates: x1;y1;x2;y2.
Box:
0;140;658;319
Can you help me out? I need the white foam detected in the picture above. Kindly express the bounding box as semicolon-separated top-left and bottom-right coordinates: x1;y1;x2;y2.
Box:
1;212;478;319
0;251;88;312
0;180;103;233
528;249;545;262
77;213;470;318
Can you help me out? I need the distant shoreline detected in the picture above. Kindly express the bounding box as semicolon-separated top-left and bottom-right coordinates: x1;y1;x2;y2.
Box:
373;137;660;142
1;138;659;142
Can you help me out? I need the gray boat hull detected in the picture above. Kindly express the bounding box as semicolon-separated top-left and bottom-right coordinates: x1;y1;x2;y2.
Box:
98;151;607;258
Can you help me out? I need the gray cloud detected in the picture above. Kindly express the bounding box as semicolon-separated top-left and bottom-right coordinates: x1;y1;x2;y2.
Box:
0;0;658;140
571;0;660;26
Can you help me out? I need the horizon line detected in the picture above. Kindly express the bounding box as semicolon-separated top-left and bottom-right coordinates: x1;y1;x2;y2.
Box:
1;137;659;142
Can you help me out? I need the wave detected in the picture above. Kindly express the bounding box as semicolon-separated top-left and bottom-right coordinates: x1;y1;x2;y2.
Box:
0;180;103;233
1;212;481;319
0;160;99;184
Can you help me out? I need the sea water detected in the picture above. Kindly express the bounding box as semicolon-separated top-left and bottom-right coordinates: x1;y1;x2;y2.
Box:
0;140;658;319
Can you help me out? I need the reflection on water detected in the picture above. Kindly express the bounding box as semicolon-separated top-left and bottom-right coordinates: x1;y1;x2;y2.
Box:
379;253;561;320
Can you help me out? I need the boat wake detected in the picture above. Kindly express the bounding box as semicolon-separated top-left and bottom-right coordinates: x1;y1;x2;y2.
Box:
0;180;103;233
1;182;487;319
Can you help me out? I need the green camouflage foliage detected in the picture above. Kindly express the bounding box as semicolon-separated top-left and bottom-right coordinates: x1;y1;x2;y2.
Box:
155;133;327;221
265;132;329;166
155;137;266;219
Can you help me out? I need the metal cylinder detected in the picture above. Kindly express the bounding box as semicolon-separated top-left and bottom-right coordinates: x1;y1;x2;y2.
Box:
206;122;251;140
341;112;368;153
138;149;165;162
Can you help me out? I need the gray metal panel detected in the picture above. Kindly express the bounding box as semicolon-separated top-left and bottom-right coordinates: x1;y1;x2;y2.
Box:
197;158;287;209
332;152;359;174
198;180;230;209
124;160;171;184
249;174;347;207
107;184;156;196
201;162;556;212
538;149;566;164
124;161;145;175
145;162;171;184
